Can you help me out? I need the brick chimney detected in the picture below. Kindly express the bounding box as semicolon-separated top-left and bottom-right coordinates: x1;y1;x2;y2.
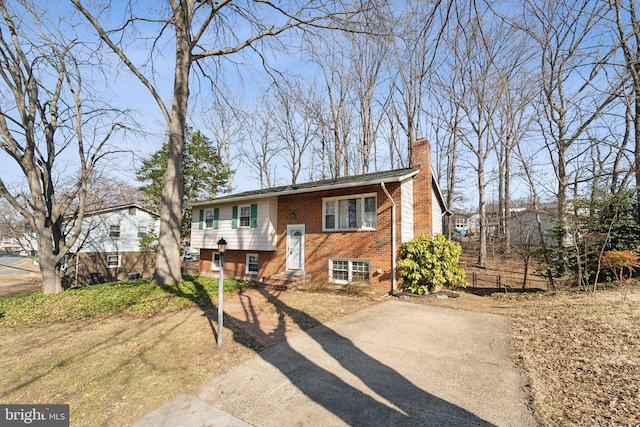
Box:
411;138;434;236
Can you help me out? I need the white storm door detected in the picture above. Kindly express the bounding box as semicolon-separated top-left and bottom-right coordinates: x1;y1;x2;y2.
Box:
286;225;305;271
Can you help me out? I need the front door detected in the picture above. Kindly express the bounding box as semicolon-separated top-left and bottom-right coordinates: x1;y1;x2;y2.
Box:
286;225;305;271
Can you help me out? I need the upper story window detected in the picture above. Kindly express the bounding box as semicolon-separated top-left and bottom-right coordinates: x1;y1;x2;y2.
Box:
205;209;215;228
239;205;251;227
231;204;257;229
138;225;148;238
199;208;218;230
109;225;121;238
323;194;377;231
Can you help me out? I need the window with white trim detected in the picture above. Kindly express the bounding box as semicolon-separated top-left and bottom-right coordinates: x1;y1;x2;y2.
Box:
204;209;215;228
239;205;251;227
323;194;377;231
109;225;121;238
329;259;370;283
106;255;121;268
211;252;220;271
138;225;148;238
246;253;258;275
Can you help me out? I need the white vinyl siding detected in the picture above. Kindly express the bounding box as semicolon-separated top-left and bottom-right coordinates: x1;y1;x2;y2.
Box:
432;191;443;236
323;193;377;231
190;198;278;251
69;207;159;253
401;179;414;242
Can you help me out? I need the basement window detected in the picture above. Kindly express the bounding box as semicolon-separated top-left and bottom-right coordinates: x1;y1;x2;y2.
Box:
329;259;370;283
106;255;121;268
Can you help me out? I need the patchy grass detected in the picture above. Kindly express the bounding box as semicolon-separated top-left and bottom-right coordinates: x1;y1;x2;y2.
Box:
0;276;250;326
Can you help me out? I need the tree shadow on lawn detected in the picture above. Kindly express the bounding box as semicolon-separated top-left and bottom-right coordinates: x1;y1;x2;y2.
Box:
158;276;264;352
178;281;496;426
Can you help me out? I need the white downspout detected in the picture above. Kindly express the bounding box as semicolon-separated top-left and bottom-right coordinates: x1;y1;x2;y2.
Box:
381;182;397;295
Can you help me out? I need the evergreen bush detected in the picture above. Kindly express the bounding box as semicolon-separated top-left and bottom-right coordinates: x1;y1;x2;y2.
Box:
398;233;466;294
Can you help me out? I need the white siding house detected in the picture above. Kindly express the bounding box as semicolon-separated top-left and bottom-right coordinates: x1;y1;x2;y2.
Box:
72;205;159;253
190;197;278;251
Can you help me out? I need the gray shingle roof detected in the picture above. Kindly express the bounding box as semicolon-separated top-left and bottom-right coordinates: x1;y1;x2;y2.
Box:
192;168;419;207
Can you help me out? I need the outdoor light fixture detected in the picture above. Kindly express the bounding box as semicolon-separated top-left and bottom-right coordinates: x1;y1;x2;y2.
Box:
217;237;227;254
216;237;227;347
289;210;297;219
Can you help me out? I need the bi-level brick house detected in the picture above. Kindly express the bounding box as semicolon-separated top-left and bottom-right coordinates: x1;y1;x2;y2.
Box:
190;139;447;294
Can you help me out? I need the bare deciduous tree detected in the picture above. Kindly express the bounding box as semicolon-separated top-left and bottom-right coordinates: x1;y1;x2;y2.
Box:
611;0;640;219
270;82;316;185
242;102;284;189
72;0;367;285
390;0;453;161
521;0;619;247
0;1;130;294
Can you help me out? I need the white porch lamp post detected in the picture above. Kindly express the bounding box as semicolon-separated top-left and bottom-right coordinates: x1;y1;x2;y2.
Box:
216;237;227;347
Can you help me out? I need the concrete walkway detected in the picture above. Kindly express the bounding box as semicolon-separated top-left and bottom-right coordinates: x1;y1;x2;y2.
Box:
133;300;537;427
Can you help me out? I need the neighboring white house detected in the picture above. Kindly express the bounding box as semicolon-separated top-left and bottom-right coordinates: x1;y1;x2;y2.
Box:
25;204;159;285
0;237;21;252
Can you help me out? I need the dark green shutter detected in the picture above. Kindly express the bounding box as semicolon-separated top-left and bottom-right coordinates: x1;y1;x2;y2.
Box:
250;204;258;228
213;208;219;229
198;209;204;230
232;206;238;229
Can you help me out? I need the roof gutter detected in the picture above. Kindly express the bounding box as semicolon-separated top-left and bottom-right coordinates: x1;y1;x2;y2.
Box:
191;171;419;207
380;182;397;295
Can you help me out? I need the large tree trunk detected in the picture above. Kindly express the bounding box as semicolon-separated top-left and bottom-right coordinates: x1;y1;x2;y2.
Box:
635;86;640;222
557;145;568;248
40;256;63;294
478;162;487;266
153;5;190;285
35;210;64;294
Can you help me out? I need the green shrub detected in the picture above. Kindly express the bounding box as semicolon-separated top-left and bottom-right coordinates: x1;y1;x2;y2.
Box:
397;233;466;294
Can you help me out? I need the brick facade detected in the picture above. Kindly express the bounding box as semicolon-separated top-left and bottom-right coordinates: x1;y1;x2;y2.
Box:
411;138;434;236
196;139;438;294
67;251;156;286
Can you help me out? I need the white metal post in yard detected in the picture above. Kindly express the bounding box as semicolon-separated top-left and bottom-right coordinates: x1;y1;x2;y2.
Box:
217;237;227;347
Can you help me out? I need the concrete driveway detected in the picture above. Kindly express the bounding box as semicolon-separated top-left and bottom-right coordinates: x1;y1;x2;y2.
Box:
134;300;537;427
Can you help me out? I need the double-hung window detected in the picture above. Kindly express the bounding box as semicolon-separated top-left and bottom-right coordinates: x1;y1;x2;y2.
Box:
211;252;221;271
205;210;215;228
246;254;258;275
109;225;121;238
239;205;251;227
323;194;377;231
106;254;121;268
329;259;370;283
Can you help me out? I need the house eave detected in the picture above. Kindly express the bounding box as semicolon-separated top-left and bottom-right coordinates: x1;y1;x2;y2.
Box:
191;170;420;207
